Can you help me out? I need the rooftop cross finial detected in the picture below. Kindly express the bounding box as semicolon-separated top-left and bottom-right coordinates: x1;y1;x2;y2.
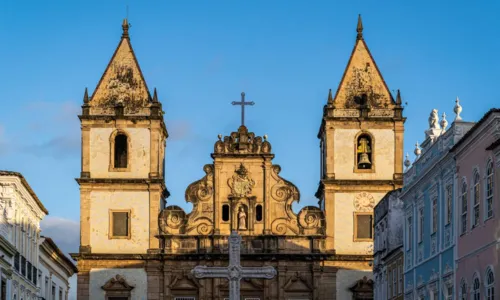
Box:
122;18;130;39
231;92;255;126
356;14;364;40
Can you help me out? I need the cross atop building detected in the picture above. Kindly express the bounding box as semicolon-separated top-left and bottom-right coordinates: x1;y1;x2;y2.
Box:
231;92;255;126
191;231;276;300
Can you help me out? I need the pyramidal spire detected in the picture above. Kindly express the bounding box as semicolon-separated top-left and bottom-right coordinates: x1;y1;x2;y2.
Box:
152;88;158;103
83;87;89;104
328;15;395;109
327;89;333;104
356;14;363;40
87;19;152;115
396;89;402;105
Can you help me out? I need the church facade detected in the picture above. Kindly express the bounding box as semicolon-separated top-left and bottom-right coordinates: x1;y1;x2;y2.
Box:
72;16;404;300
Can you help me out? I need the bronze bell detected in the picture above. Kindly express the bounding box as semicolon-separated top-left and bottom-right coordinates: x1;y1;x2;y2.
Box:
358;153;371;166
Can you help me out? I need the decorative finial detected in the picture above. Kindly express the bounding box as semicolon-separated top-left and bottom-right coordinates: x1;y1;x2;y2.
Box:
440;112;448;132
152;88;158;103
218;134;222;141
356;14;364;40
83;87;89;104
404;153;411;169
454;97;462;121
327;89;333;104
396;89;402;105
414;141;422;158
263;134;268;141
122;19;129;39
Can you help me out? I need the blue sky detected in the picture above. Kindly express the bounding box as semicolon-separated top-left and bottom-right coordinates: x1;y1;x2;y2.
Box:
0;0;499;262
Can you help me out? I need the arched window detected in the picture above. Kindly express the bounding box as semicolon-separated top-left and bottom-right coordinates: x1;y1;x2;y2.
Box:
461;181;468;234
114;133;128;168
222;204;230;222
473;171;480;228
255;205;263;222
486;268;495;300
486;161;494;219
473;275;481;300
356;133;373;170
460;280;467;300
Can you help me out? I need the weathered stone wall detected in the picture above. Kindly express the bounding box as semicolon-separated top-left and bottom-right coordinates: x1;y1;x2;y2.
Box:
89;127;151;178
334;191;386;255
333;128;395;180
89;190;150;253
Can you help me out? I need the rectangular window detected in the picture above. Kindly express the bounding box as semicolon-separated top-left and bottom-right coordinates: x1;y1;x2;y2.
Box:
486;169;494;219
354;213;373;241
418;208;424;243
59;288;63;300
109;210;131;239
392;268;396;297
461;185;468;234
432;198;438;233
407;216;413;250
388;268;392;297
398;264;403;294
52;284;56;299
446;185;452;224
1;278;6;300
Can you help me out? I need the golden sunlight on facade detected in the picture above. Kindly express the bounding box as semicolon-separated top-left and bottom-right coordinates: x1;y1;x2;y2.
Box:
71;16;404;300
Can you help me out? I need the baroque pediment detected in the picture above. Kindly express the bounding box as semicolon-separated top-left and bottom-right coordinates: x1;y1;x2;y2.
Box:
101;275;134;292
283;272;313;292
169;273;203;290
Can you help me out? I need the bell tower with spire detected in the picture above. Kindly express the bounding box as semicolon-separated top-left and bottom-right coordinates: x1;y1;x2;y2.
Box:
317;15;405;298
74;19;168;300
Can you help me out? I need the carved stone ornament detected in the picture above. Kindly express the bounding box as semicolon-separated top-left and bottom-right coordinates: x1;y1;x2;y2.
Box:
349;276;374;298
159;164;214;235
228;164;255;198
354;192;375;211
101;275;135;292
214;125;272;155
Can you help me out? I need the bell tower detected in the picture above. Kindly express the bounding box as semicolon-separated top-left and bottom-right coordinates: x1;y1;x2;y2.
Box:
75;19;168;299
316;15;405;296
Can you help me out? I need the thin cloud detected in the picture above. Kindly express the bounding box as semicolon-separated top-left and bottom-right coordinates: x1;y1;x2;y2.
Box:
21;135;80;158
40;216;80;256
168;119;193;141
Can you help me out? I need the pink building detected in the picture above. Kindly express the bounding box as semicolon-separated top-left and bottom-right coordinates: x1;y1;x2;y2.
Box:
453;109;500;300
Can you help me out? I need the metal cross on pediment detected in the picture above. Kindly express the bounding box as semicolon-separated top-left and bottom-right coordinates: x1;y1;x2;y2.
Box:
191;231;276;300
232;92;255;126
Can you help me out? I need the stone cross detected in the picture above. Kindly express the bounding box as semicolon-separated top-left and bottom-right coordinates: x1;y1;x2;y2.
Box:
231;92;255;126
191;231;276;300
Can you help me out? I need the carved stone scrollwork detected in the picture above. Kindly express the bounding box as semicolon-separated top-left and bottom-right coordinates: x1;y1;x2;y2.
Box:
159;164;214;236
228;164;255;198
297;206;325;234
214;125;272;154
159;206;186;234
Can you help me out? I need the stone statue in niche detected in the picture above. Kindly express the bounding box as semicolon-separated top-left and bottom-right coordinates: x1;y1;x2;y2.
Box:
238;207;247;230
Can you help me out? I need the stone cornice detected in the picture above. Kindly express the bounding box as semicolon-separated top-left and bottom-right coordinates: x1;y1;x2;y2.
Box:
40;237;78;276
0;171;49;215
0;235;16;257
71;252;372;262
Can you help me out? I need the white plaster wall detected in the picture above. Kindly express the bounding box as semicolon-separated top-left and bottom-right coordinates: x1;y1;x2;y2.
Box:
336;269;373;300
334;129;395;180
334;192;386;254
90;268;147;300
90;191;149;253
38;254;71;299
90;128;151;178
